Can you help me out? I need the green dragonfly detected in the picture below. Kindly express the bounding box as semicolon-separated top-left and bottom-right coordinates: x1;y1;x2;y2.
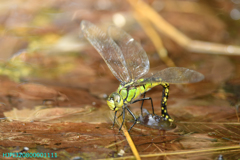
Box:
80;20;204;131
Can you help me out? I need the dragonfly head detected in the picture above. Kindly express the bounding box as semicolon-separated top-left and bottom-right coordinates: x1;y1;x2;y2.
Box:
107;92;123;111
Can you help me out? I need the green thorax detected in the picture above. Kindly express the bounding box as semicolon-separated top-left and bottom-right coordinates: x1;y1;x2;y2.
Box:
117;79;161;103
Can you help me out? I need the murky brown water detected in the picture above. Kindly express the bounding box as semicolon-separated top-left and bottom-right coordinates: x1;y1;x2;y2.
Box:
0;0;240;159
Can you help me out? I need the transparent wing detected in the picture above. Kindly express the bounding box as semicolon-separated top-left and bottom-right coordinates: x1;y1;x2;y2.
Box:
133;67;204;86
107;26;149;82
80;20;130;83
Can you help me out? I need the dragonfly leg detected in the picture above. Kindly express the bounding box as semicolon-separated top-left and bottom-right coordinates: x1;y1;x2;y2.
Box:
160;83;173;122
132;97;155;114
140;92;146;116
112;111;117;129
117;110;123;118
118;106;125;132
125;106;137;132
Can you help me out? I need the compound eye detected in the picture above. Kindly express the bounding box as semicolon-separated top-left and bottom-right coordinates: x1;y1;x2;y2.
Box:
114;95;120;103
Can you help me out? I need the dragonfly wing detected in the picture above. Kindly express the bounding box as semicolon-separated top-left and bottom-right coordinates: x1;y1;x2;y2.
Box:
133;67;204;86
155;67;204;83
107;25;149;82
81;20;130;83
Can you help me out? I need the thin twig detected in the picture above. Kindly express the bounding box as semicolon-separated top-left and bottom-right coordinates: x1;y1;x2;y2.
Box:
97;145;240;160
128;0;240;55
117;115;141;160
133;11;175;67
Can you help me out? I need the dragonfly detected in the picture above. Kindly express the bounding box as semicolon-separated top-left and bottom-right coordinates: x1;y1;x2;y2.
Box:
80;20;204;132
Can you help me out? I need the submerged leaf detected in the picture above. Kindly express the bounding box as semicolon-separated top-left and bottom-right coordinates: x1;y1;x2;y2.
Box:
4;105;94;122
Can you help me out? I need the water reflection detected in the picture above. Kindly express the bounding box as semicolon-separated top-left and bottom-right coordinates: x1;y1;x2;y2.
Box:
230;8;240;20
137;108;176;131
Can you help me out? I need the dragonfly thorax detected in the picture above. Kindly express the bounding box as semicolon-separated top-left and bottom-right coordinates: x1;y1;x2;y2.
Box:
107;92;123;111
